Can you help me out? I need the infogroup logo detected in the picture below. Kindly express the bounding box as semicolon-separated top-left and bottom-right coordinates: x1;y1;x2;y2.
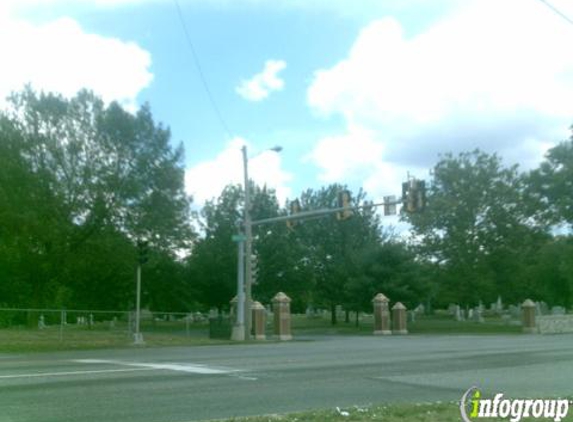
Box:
460;387;570;422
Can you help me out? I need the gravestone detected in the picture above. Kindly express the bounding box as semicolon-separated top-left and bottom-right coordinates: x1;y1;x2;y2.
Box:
454;305;464;321
551;306;566;316
508;305;520;318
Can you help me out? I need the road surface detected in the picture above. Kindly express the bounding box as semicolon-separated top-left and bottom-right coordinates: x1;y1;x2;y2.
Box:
1;334;573;422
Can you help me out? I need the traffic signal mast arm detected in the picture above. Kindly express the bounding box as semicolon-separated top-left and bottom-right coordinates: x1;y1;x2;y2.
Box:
252;199;402;227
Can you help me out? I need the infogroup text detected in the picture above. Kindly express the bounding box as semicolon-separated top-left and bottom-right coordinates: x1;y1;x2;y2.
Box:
460;387;570;422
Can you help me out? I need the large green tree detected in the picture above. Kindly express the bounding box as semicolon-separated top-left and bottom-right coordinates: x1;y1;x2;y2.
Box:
528;131;573;229
187;185;242;312
290;184;383;323
0;88;192;308
187;183;291;311
405;150;546;306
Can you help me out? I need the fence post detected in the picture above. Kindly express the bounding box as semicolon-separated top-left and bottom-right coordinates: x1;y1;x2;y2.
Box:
59;310;65;342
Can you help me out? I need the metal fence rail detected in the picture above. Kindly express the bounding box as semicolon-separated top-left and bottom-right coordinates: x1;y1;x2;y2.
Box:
0;307;212;344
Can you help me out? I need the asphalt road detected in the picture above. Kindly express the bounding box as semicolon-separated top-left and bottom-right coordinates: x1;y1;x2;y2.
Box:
1;334;573;422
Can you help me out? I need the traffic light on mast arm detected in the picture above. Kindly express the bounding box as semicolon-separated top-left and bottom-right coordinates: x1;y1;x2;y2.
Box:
337;190;353;220
402;179;427;213
286;199;301;229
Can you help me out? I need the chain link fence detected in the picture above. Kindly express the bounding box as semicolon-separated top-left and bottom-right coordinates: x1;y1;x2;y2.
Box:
0;308;213;345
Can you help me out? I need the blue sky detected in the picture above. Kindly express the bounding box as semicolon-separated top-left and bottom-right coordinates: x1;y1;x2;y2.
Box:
2;0;573;220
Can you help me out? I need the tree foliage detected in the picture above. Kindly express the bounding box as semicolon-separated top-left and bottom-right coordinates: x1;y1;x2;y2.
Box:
0;88;192;309
405;150;547;306
528;131;573;229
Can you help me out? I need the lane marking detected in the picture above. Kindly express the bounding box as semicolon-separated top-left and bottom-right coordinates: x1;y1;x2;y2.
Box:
73;359;233;375
0;359;245;380
0;367;155;379
233;375;258;381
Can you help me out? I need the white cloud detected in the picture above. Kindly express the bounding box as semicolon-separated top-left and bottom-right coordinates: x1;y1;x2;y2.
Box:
304;126;384;182
185;138;293;205
236;59;286;102
307;0;573;196
0;14;152;111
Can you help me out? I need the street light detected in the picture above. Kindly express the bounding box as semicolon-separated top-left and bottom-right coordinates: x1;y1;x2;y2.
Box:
234;144;282;340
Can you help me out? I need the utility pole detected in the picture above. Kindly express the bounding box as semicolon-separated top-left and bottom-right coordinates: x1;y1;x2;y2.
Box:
134;263;144;344
134;240;148;345
242;145;253;339
231;230;246;341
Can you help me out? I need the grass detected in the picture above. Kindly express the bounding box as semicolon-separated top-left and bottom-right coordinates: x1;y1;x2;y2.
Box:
0;323;234;353
216;401;508;422
291;313;522;336
0;313;522;353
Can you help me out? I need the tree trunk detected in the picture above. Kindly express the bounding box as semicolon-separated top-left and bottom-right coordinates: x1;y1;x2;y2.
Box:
330;304;337;325
345;309;350;323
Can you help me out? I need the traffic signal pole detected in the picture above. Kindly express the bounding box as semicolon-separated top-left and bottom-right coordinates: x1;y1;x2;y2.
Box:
253;200;401;227
231;236;246;341
242;146;254;340
134;264;144;344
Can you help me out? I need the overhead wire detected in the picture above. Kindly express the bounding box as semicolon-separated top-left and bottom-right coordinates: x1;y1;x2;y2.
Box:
537;0;573;27
172;0;234;139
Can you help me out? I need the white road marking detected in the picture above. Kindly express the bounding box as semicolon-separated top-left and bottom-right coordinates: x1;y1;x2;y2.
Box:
73;359;233;374
0;359;242;380
0;367;155;379
233;375;258;381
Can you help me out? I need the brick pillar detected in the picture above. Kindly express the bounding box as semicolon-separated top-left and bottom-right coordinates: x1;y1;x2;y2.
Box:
392;302;408;335
522;299;537;334
251;301;266;340
372;293;391;335
272;292;292;341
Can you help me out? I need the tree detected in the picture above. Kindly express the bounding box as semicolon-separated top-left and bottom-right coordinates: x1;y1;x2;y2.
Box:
250;186;305;309
290;184;382;323
524;236;573;308
405;150;545;306
0;87;193;308
188;183;297;312
187;185;242;312
528;131;573;229
345;240;432;319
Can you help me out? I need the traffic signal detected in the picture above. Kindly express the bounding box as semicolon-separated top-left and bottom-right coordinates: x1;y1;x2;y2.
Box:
415;180;426;212
286;199;301;229
337;190;353;220
137;240;149;264
250;254;259;285
402;179;426;213
383;196;397;216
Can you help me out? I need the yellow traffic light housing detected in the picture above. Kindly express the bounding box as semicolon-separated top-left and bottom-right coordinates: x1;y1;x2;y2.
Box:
337;190;353;220
402;179;426;213
286;199;301;229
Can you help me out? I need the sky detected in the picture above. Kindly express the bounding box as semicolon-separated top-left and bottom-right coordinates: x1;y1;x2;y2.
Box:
2;0;573;226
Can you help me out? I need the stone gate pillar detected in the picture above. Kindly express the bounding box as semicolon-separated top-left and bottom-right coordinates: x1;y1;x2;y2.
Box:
372;293;391;335
272;292;292;341
522;299;537;334
392;302;408;335
251;301;266;340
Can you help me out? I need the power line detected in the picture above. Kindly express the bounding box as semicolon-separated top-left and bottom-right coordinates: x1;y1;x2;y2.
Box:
172;0;233;139
537;0;573;27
